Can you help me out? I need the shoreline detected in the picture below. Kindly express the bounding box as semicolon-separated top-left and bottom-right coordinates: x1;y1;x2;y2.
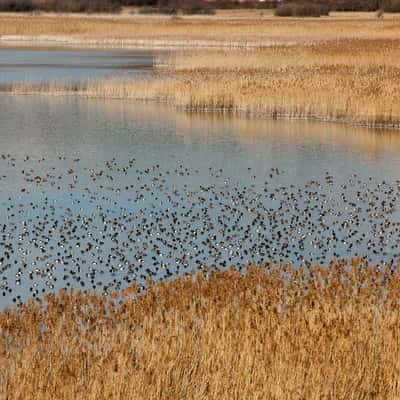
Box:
1;89;400;131
0;35;287;49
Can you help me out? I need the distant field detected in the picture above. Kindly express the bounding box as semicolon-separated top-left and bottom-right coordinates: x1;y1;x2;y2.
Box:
1;12;400;48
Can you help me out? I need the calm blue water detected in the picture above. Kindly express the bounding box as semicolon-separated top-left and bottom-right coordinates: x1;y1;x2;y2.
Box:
1;81;400;308
0;47;155;83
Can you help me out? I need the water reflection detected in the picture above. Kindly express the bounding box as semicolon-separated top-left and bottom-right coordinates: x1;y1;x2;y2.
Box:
1;95;400;308
0;47;155;83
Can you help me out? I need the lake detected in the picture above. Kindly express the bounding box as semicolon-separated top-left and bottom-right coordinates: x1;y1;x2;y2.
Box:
0;47;155;83
1;48;400;308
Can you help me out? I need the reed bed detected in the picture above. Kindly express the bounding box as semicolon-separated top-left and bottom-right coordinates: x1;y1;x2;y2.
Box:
1;259;400;399
3;38;400;128
154;39;400;128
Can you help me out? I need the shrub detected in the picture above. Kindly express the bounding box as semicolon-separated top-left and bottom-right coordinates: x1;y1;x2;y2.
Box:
181;2;215;14
274;2;330;16
382;0;400;12
41;0;121;12
138;5;177;13
327;0;379;11
212;0;278;9
274;3;293;15
280;0;380;12
0;0;36;11
137;0;214;14
255;0;279;9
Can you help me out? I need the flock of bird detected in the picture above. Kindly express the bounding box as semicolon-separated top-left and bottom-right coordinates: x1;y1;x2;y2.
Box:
1;153;400;307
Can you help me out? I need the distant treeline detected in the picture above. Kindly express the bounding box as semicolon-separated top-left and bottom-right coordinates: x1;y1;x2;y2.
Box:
0;0;399;13
0;0;121;12
275;0;400;16
0;0;279;13
295;0;400;12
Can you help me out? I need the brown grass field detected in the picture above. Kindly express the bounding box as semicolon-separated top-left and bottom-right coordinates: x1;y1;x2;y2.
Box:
1;12;400;47
1;259;400;399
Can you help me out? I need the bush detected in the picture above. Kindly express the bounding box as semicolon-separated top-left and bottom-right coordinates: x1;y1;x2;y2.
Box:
0;0;36;11
274;3;294;15
277;0;380;12
255;1;280;9
138;5;177;13
274;2;330;16
181;1;214;14
138;0;214;14
382;0;400;12
211;0;278;9
43;0;121;12
327;0;379;11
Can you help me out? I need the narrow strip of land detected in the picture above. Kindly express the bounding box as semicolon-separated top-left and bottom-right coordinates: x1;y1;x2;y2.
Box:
1;12;400;48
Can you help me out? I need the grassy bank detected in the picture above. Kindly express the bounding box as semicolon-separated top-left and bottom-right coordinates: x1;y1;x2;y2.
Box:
1;259;400;399
3;38;400;128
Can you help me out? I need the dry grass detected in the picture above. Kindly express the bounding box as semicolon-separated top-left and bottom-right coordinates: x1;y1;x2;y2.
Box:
3;38;400;128
1;259;400;399
2;13;400;48
154;39;400;127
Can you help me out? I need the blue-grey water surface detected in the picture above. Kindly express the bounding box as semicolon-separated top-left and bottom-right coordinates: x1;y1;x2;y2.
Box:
0;47;155;83
1;89;400;308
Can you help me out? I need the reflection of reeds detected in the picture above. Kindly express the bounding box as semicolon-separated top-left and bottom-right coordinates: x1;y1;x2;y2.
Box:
1;259;400;399
167;111;400;158
3;38;400;128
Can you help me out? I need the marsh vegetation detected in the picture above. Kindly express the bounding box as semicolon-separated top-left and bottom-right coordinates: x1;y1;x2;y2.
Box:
4;38;400;128
1;261;400;399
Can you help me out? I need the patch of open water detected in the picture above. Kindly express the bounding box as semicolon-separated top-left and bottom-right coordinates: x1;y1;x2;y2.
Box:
1;95;400;308
0;46;156;83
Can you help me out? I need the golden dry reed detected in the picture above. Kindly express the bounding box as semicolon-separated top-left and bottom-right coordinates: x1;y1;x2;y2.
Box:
3;38;400;128
155;39;400;128
2;13;400;48
2;259;400;399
